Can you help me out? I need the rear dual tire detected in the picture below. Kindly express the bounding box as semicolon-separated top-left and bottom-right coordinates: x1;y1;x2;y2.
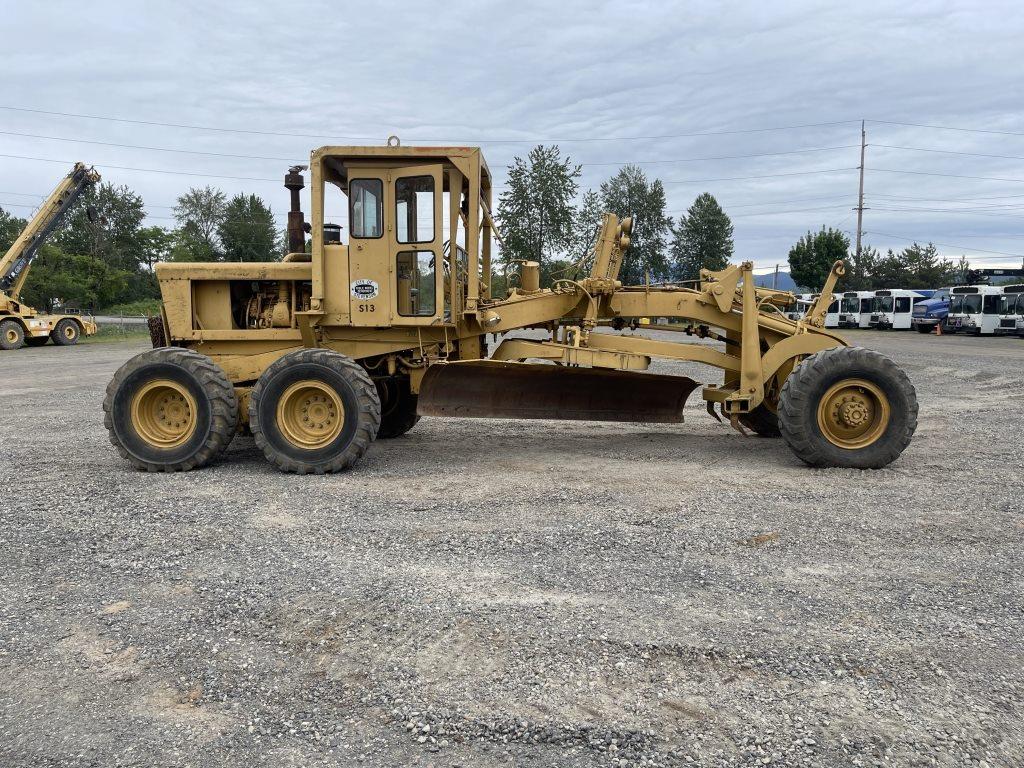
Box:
250;349;381;474
104;348;238;471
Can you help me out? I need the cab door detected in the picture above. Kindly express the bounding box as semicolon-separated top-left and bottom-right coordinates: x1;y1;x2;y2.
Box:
389;164;444;326
347;168;391;327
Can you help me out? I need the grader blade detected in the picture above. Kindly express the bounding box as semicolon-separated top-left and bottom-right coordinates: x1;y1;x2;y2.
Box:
417;361;699;423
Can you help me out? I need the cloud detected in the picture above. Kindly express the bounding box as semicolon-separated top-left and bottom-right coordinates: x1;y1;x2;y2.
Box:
2;0;1022;268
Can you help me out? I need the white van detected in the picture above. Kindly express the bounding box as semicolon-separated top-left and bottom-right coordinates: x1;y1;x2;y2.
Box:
995;284;1024;338
946;285;1005;335
838;291;874;329
869;289;926;330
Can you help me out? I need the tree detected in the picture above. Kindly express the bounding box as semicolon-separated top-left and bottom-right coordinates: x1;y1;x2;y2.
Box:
567;189;603;266
172;186;226;261
496;145;581;275
900;242;955;288
0;206;26;250
788;227;850;290
670;192;734;282
19;245;129;311
842;245;878;291
137;226;174;271
218;194;279;262
599;165;672;284
55;183;146;272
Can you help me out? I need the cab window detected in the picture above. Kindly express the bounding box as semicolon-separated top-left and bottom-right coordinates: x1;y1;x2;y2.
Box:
396;251;436;316
396;176;435;244
895;297;911;313
350;179;383;238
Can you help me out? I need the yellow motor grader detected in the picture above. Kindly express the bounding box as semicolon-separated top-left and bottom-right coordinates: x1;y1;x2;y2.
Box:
104;144;917;473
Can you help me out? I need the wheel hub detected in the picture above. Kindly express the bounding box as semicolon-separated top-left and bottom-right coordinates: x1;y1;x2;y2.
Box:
6;329;17;343
816;378;890;449
276;380;344;449
130;379;198;448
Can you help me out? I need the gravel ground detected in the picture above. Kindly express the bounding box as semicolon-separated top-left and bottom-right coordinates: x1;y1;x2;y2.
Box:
1;330;1022;768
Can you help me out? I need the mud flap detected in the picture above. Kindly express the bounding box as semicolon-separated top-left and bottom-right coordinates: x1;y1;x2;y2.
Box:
417;361;699;423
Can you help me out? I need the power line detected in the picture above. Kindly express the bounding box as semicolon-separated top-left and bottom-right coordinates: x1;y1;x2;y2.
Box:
871;205;1024;220
0;105;861;143
663;167;857;184
0;129;302;163
865;229;1024;258
580;145;858;166
868;119;1024;137
872;143;1024;162
730;204;851;218
872;167;1024;184
0;153;280;182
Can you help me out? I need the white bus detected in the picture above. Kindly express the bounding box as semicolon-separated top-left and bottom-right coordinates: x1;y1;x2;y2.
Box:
995;284;1024;338
946;285;1005;335
869;289;926;330
811;292;842;328
838;291;874;329
784;293;814;321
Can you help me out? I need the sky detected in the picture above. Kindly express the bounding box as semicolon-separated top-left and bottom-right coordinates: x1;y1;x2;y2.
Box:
2;0;1023;273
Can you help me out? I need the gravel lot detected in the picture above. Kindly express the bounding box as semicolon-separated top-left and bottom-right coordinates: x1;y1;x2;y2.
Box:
1;330;1022;767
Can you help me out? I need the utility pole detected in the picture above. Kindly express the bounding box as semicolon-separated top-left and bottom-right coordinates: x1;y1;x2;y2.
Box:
773;263;779;290
854;120;866;260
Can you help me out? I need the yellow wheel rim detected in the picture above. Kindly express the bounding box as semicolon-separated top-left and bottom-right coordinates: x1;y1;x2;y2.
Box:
275;379;344;450
130;379;198;449
5;328;18;344
816;378;890;449
63;324;76;340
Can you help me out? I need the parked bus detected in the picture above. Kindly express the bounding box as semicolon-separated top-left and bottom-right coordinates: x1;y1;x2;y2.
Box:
946;285;1005;335
869;289;926;330
995;284;1024;338
783;293;814;321
838;291;874;329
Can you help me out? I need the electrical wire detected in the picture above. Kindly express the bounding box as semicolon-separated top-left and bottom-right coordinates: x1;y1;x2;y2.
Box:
871;167;1024;184
0;105;861;143
0;153;280;182
864;230;1024;259
663;167;857;184
867;119;1024;137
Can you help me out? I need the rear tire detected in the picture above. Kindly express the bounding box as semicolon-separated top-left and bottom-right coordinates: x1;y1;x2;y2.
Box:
376;376;420;439
104;347;238;471
25;336;50;347
51;318;80;346
778;346;917;469
250;349;380;474
738;403;781;437
915;324;932;334
1;320;25;350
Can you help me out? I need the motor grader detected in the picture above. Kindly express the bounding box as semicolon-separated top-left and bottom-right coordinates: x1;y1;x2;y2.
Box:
104;144;917;473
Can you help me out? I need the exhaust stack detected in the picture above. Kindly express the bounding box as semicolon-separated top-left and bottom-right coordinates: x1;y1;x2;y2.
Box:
285;165;307;254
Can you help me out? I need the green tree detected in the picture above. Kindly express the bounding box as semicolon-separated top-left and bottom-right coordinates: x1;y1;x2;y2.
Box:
670;192;734;282
599;165;672;284
172;186;226;261
567;189;603;267
138;225;174;270
788;227;850;290
842;245;878;291
19;245;129;311
496;145;581;275
218;194;279;262
55;183;146;272
0;206;26;251
900;242;955;288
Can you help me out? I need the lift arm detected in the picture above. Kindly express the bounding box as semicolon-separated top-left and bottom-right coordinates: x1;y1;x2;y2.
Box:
0;162;101;301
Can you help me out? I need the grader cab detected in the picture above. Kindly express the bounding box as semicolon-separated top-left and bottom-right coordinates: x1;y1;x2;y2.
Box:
105;144;918;473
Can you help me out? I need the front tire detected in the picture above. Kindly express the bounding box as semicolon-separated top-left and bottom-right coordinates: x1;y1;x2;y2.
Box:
250;349;381;474
778;346;917;469
1;320;25;350
915;324;932;334
52;318;80;346
104;348;238;471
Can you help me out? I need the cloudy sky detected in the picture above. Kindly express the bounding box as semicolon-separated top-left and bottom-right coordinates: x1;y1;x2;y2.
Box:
3;0;1023;272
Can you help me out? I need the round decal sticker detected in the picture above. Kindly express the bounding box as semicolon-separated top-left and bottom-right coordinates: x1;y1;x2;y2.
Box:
351;279;380;300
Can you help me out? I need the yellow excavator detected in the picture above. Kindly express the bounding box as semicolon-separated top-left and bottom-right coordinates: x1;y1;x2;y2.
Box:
0;163;101;350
